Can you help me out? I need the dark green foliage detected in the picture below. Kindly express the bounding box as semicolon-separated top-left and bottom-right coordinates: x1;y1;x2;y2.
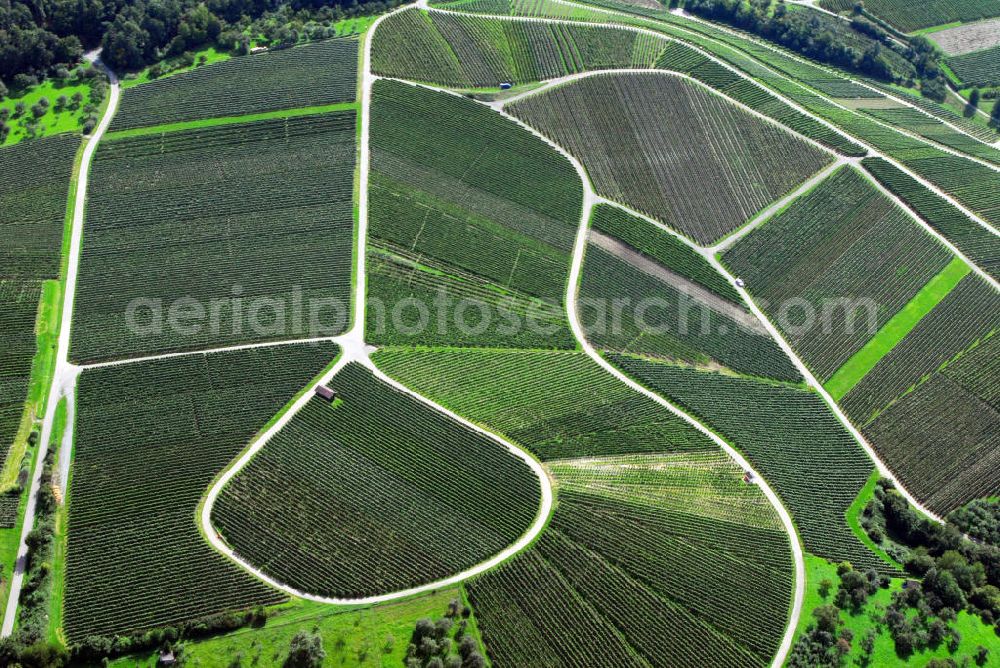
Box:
65;343;336;640
110;39;358;131
862;158;1000;280
608;354;895;573
949;498;1000;546
724;166;952;381
212;363;541;598
72;112;356;362
284;630;325;668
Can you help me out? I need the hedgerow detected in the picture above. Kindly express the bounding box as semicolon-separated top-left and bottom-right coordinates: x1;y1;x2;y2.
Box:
508;72;831;244
468;452;793;666
109;38;359;131
64;343;336;640
71;112;356;362
723;166;953;381
212;363;541;597
608;354;896;574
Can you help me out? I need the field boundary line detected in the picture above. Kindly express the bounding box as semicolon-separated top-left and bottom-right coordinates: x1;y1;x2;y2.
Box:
76;336;345;370
1;53;121;638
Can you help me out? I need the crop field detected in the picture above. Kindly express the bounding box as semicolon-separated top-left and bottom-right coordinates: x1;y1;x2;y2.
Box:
590;204;739;301
469;452;793;667
211;363;540;598
368;80;581;346
373;348;716;460
947;45;1000;88
862;158;1000;280
109;38;358;131
931;18;1000;55
820;0;1000;32
0;135;80;280
580;245;801;381
653;42;866;157
508;72;831;244
0;281;42;464
372;9;666;87
65;343;336;641
839;275;999;515
723;167;953;381
609;354;894;574
71;112;356;362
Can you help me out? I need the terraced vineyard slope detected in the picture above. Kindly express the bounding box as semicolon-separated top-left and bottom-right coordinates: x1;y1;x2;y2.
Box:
212;363;541;598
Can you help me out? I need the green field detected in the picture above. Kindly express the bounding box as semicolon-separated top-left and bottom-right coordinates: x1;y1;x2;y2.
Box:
0;73;102;147
826;257;970;400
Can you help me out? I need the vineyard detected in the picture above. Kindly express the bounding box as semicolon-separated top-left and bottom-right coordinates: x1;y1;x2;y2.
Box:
468;452;793;667
372;348;716;460
947;46;1000;88
579;245;801;381
368;80;581;347
109;38;358;131
212;363;540;598
862;158;999;280
64;343;336;640
608;354;894;574
589;204;739;301
819;0;1000;31
372;9;667;87
0;281;42;464
862;106;1000;164
723;167;953;381
71;112;356;362
0;135;80;279
840;275;1000;515
508;72;831;244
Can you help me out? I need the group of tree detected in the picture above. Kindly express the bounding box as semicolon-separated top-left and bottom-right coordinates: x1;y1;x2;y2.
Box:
405;599;486;668
682;0;950;98
951;499;1000;545
1;0;403;90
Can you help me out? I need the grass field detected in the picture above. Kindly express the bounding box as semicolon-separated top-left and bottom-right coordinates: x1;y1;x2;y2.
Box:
826;257;970;400
109;591;486;667
0;74;100;147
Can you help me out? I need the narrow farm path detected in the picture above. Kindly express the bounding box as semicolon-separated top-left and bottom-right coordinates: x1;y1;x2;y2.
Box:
1;53;121;638
198;4;555;607
423;3;1000;288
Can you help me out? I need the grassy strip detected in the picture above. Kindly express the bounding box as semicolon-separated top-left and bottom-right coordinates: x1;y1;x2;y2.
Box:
47;397;70;645
104;101;359;140
108;588;482;667
825;256;970;400
845;471;903;570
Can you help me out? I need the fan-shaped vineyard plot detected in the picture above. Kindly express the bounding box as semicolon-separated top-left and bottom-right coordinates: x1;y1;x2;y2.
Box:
65;343;336;641
507;71;832;245
211;362;543;599
372;8;667;88
467;452;793;667
608;354;896;575
110;38;359;131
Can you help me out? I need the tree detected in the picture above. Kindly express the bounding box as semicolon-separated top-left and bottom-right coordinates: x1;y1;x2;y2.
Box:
819;578;833;598
14;101;26;117
975;646;990;667
813;605;840;634
284;630;325;668
0;79;6;100
0;122;9;144
462;652;486;668
102;18;151;71
70;92;84;109
30;102;46;119
55;95;68;111
458;635;477;659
